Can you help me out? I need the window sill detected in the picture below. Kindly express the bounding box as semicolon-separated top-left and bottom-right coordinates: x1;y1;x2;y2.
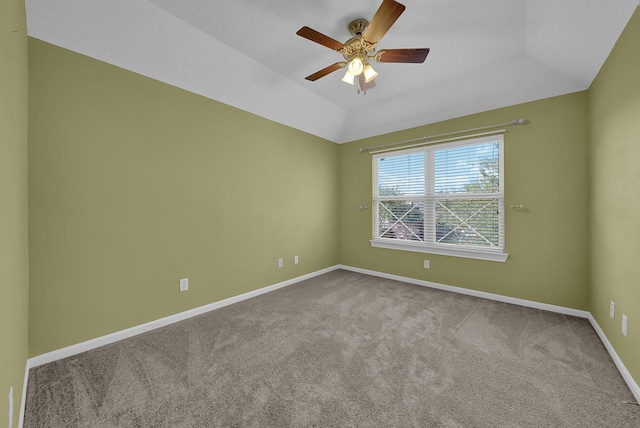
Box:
369;239;509;262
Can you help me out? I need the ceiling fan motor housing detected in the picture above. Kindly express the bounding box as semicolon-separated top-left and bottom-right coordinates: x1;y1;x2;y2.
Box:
348;19;369;36
342;19;376;62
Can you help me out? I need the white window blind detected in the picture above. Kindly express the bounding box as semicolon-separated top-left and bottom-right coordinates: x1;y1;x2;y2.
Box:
372;135;506;262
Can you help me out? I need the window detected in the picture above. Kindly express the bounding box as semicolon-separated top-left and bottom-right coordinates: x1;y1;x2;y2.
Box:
371;135;507;262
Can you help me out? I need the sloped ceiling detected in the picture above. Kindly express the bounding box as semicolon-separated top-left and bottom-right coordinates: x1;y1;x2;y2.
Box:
25;0;640;143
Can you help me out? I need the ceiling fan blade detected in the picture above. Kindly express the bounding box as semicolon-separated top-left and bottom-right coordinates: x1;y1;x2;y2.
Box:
362;0;406;44
296;26;344;51
375;48;430;63
305;62;347;81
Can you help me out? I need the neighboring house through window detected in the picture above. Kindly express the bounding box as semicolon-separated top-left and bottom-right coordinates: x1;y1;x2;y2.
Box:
371;134;508;262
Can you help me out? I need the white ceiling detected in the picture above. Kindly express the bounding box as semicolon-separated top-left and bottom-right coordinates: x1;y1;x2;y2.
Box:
25;0;640;143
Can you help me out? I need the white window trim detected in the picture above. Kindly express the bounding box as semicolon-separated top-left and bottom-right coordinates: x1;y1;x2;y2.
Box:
370;238;509;262
371;135;508;263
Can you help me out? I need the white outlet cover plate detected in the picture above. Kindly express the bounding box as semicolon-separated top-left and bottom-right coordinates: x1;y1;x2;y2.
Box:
179;278;188;292
622;314;628;337
610;301;615;319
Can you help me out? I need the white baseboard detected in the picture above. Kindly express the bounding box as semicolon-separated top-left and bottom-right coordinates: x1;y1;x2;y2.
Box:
19;264;639;426
19;265;339;427
337;265;591;318
17;360;29;428
27;265;340;369
338;264;640;403
587;313;640;403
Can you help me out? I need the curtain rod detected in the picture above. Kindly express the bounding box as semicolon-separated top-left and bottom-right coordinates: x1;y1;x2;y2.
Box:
368;129;507;155
359;118;527;153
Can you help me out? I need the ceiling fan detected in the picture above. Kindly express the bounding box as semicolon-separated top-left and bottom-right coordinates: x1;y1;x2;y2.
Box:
296;0;430;93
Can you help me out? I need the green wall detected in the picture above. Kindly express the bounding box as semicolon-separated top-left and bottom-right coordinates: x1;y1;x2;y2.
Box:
339;93;590;310
589;7;640;384
28;39;339;356
22;4;640;403
0;0;29;426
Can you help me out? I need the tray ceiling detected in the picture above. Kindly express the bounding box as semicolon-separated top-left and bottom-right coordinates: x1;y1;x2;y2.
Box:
25;0;640;143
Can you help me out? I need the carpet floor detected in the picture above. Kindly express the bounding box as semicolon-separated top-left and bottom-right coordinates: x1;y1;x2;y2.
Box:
24;269;640;427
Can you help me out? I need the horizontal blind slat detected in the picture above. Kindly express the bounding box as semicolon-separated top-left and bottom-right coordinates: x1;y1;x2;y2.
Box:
377;152;425;196
434;142;500;194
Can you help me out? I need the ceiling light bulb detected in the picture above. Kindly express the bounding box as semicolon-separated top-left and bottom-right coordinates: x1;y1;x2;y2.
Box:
348;58;364;76
363;64;378;83
341;69;355;85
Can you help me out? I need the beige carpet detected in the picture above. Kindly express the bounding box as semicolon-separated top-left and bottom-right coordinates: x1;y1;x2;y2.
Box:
24;269;639;427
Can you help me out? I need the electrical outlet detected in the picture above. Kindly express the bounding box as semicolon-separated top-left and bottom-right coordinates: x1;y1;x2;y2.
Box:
610;301;615;319
179;278;188;292
423;260;430;269
622;314;628;337
294;255;299;265
278;258;283;268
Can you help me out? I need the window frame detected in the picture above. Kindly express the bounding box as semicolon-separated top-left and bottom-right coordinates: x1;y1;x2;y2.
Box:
370;135;508;263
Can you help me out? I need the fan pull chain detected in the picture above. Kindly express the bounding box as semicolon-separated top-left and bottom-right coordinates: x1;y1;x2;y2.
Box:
356;75;367;95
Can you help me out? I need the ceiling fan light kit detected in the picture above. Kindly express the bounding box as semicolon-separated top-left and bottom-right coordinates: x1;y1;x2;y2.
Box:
296;0;430;94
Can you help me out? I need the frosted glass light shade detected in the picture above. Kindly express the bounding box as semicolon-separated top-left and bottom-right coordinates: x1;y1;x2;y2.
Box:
348;58;364;76
363;64;378;83
342;69;355;85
